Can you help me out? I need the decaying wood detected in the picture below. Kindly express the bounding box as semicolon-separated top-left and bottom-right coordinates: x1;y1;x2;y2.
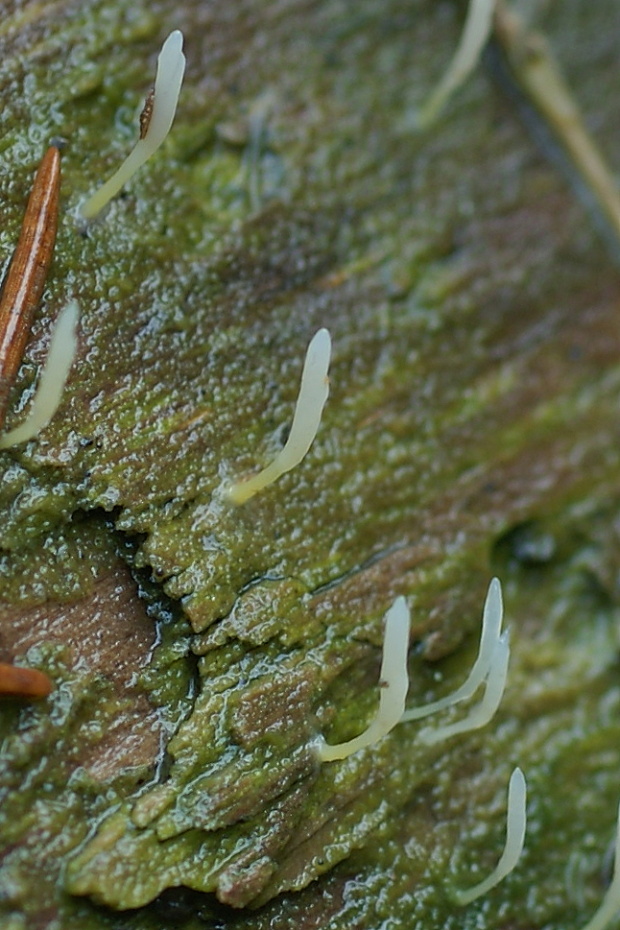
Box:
2;1;620;928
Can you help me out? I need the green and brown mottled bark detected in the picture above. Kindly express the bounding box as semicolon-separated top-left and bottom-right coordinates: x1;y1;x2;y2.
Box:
2;1;620;928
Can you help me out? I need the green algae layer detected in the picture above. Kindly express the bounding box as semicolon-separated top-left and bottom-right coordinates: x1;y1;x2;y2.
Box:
2;0;620;928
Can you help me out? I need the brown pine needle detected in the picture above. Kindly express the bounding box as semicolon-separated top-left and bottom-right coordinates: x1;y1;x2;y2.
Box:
494;1;620;246
0;146;60;430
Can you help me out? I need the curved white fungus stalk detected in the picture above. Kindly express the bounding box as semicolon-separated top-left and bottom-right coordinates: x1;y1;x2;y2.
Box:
0;299;79;448
80;30;186;220
401;577;504;722
453;766;527;905
579;800;620;930
418;0;497;128
228;328;332;505
317;596;410;763
417;630;509;745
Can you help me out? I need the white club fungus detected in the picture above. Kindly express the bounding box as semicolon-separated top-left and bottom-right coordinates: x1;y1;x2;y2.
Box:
80;30;186;220
418;0;497;128
316;595;410;763
417;630;510;745
580;800;620;930
401;577;504;723
453;766;527;905
228;328;332;505
0;299;79;448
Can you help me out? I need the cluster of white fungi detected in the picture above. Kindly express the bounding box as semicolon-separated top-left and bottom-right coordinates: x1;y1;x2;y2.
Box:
315;576;524;905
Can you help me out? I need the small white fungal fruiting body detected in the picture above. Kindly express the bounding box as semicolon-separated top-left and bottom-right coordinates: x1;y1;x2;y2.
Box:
0;299;79;448
227;328;332;504
418;0;497;127
316;595;411;762
404;577;511;745
80;30;186;220
401;576;505;724
316;579;509;764
453;766;528;905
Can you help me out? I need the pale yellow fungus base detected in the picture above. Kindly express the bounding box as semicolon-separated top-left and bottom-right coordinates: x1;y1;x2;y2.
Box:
417;630;510;745
316;596;410;762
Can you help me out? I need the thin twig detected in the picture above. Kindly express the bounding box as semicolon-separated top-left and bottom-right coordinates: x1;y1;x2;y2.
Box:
494;1;620;247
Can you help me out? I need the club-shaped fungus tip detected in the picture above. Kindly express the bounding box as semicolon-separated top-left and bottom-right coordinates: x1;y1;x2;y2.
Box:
227;328;332;504
453;766;527;905
401;577;504;723
79;30;186;221
0;299;79;449
316;595;410;763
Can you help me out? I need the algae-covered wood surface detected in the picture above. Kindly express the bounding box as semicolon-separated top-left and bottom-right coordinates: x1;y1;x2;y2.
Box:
2;1;620;928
